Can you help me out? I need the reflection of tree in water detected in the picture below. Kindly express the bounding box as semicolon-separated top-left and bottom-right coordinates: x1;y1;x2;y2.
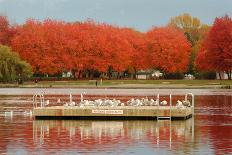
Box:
196;95;232;155
0;95;231;154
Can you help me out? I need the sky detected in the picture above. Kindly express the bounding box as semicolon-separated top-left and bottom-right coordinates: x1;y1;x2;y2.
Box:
0;0;232;32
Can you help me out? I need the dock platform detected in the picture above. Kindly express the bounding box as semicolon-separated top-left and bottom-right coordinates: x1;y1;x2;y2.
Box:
33;106;193;120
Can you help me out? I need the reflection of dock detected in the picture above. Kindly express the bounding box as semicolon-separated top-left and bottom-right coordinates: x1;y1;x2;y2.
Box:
33;106;193;120
33;119;195;148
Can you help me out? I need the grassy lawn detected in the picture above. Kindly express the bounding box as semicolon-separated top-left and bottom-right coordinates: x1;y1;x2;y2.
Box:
1;79;231;88
18;79;232;87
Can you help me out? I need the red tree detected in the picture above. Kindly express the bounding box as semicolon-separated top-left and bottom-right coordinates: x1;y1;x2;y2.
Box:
146;26;191;73
120;28;148;78
11;19;67;74
0;15;16;45
196;15;232;80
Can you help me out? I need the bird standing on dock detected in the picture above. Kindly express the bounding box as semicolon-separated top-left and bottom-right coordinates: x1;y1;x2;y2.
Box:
160;100;167;105
45;100;50;106
150;99;159;106
182;100;191;107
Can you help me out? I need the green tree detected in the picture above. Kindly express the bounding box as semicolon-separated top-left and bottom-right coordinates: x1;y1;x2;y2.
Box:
0;45;32;82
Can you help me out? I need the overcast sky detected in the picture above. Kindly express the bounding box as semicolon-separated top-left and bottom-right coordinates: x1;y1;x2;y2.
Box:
0;0;232;31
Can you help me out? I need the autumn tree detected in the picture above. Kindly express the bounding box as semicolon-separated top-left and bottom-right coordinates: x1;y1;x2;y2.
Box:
0;15;16;46
11;19;69;75
168;13;210;75
0;45;32;82
11;19;133;79
195;15;232;80
120;28;148;79
146;26;191;74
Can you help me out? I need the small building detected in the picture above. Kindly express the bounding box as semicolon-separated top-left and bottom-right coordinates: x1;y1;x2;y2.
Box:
62;71;72;78
136;70;163;79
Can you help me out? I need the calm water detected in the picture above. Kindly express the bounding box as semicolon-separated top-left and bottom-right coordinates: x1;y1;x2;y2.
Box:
0;94;232;155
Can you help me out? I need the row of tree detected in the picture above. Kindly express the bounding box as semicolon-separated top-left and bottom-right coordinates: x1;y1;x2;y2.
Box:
0;14;231;80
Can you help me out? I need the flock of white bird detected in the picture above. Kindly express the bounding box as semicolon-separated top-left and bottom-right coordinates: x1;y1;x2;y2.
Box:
63;97;191;108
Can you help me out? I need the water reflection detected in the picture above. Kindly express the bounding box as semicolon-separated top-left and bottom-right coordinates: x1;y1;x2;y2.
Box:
0;95;232;154
33;119;194;150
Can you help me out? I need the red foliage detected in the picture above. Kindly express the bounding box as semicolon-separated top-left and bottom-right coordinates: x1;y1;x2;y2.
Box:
11;20;134;75
0;16;15;45
121;28;148;72
196;15;232;74
146;26;191;73
10;19;193;76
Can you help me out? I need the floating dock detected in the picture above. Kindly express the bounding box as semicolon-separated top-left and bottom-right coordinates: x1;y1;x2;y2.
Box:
33;106;193;120
32;92;194;120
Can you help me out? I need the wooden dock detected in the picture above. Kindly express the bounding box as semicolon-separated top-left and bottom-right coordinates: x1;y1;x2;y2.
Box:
33;106;193;120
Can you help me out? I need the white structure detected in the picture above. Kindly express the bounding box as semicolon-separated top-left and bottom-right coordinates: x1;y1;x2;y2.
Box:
216;71;230;79
62;71;72;78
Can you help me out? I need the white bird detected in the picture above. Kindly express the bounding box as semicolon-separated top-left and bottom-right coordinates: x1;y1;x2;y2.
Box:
88;101;95;106
150;99;158;106
176;100;183;107
94;99;103;106
134;99;142;106
45;100;50;106
69;101;76;106
182;100;191;107
176;100;186;109
127;98;135;106
83;100;89;106
160;100;168;106
143;97;149;106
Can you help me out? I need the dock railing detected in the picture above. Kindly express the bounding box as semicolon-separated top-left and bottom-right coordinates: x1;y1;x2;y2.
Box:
33;91;45;108
185;93;195;115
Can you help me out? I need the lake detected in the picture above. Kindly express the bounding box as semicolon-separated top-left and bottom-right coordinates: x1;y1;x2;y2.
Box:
0;89;231;155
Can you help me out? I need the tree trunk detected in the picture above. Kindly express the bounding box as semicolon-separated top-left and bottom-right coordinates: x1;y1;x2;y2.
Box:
226;71;231;80
219;72;222;80
228;70;231;80
134;68;137;79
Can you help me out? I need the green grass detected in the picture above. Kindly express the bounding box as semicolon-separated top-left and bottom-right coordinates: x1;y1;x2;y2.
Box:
1;79;231;88
17;79;232;87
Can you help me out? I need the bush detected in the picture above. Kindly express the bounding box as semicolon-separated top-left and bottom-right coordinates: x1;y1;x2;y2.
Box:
164;72;184;79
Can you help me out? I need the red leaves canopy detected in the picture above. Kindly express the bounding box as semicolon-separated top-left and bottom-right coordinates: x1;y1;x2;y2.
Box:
11;20;134;74
146;27;191;73
196;15;232;72
0;16;15;46
10;18;192;75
